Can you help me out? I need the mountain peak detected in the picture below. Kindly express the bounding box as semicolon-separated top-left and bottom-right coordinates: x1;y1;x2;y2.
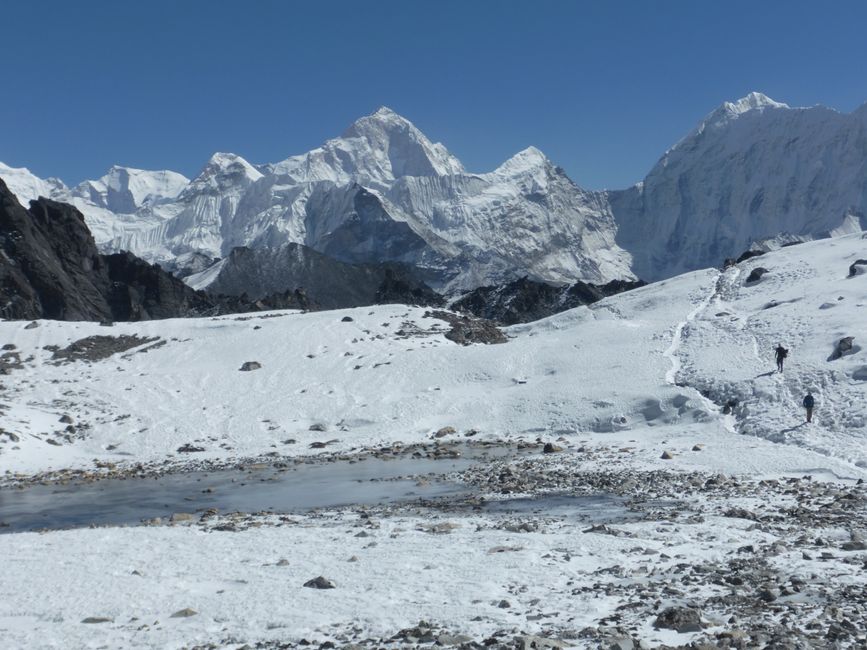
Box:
197;152;263;181
722;92;789;115
372;106;400;119
493;146;552;177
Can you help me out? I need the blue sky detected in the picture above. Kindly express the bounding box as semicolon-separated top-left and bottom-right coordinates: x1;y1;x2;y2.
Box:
4;0;867;190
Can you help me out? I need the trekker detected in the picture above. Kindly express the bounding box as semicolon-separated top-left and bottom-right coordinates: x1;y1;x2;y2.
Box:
803;392;815;423
774;344;788;373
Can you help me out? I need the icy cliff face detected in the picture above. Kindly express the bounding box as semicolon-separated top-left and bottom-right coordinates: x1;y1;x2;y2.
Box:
611;92;867;280
72;166;189;213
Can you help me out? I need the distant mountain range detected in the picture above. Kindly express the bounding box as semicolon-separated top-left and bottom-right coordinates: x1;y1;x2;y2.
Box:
2;92;866;296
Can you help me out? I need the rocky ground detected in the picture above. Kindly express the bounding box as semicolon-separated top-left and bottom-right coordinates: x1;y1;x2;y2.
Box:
22;443;858;650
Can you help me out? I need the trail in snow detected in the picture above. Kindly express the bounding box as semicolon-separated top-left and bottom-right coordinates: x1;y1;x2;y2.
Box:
663;272;723;386
662;268;742;434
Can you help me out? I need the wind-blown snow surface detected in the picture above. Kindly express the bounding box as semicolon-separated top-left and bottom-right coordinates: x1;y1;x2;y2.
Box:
1;233;866;649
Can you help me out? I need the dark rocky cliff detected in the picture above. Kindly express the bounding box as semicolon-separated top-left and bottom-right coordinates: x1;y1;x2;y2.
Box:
0;179;306;321
451;276;645;325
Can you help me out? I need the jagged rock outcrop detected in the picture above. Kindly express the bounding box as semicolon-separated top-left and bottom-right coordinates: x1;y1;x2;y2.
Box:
451;276;645;325
190;242;444;309
0;180;302;321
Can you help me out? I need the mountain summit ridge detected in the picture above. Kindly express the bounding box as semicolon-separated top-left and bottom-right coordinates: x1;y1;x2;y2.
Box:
3;94;867;291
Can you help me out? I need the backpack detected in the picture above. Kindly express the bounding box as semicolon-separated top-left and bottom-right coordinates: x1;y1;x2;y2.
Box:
804;395;814;408
779;347;788;358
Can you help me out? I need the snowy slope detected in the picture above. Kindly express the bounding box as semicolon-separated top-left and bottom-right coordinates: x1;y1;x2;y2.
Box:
2;233;867;650
1;232;865;478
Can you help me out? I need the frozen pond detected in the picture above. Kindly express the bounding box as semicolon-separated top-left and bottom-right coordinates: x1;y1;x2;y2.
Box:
0;451;487;533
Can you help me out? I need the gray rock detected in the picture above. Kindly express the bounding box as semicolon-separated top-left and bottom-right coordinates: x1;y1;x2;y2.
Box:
341;316;354;322
516;635;570;649
758;587;780;602
660;450;674;459
239;361;262;371
434;426;456;438
59;414;73;424
830;336;855;360
543;442;563;453
309;423;327;432
745;267;769;284
81;617;113;624
24;321;39;329
848;259;867;277
170;608;198;618
606;637;635;650
436;634;473;646
653;606;703;633
170;512;195;523
303;576;336;589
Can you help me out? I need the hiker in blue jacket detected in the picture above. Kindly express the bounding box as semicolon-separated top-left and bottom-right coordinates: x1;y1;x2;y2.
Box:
803;392;815;423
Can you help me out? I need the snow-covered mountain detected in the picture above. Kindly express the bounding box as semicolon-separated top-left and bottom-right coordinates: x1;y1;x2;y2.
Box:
0;108;636;291
2;93;867;291
611;92;867;280
72;165;189;213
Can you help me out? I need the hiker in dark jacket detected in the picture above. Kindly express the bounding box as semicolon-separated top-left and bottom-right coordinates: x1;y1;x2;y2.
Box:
803;392;815;423
774;344;788;372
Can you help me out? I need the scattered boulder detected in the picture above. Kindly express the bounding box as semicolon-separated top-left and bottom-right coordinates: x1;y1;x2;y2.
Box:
59;414;73;424
848;259;867;277
170;608;198;618
653;606;703;633
436;633;473;646
170;512;195;523
303;576;336;589
841;540;867;551
50;335;160;364
660;451;674;460
543;442;563;454
24;321;39;329
81;617;113;624
309;423;327;432
425;310;507;345
239;361;261;371
341;316;354;322
745;267;769;284
433;426;456;438
829;336;855;360
177;443;205;453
